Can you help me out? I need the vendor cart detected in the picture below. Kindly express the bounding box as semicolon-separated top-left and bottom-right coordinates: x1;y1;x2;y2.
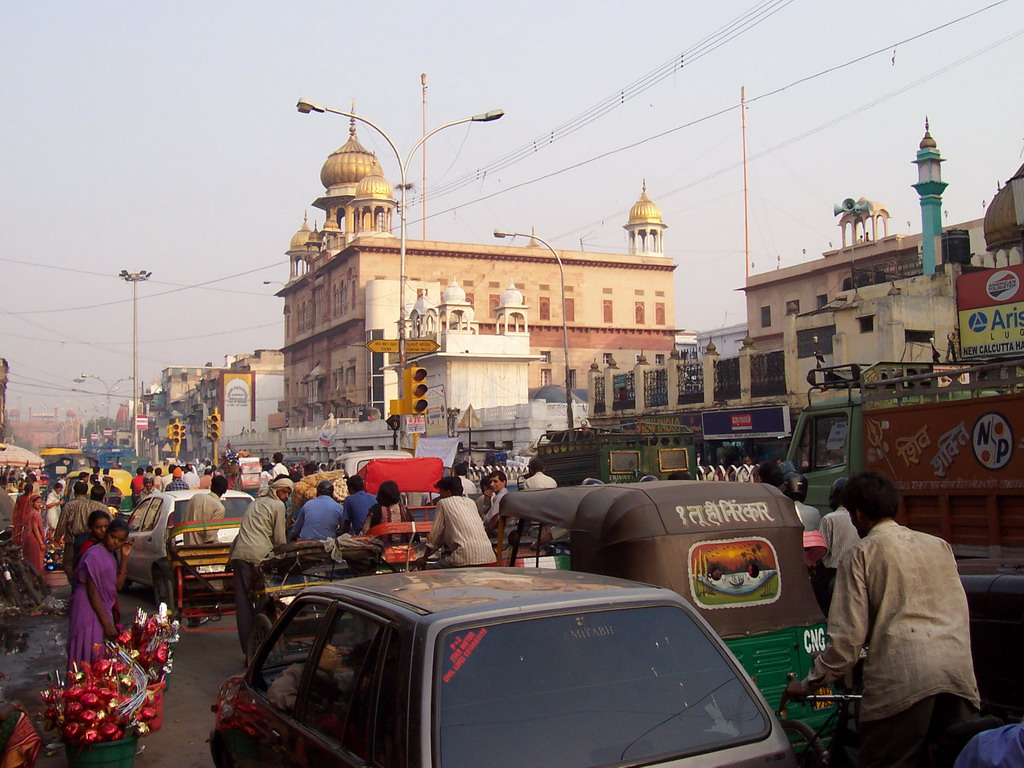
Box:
163;518;243;632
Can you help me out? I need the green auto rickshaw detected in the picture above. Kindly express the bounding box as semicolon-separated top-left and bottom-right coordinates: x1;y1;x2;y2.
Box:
501;481;835;756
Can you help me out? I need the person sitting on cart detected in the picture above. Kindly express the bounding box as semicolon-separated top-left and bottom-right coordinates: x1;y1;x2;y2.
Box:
360;481;411;547
289;480;344;542
181;474;228;546
341;476;375;535
414;476;493;569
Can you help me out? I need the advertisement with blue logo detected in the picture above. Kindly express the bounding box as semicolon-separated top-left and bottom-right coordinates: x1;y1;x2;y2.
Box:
957;264;1024;358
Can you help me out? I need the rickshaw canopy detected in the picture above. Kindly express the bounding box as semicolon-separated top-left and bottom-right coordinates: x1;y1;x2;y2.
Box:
501;481;824;638
358;457;443;495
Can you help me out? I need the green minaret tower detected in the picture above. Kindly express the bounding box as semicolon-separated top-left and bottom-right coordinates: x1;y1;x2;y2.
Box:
912;119;947;275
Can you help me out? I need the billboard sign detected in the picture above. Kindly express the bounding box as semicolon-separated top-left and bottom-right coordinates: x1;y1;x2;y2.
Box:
222;372;255;435
957;264;1024;358
701;406;791;440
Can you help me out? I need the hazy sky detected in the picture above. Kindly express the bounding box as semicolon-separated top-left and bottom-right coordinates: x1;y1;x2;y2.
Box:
3;0;1022;420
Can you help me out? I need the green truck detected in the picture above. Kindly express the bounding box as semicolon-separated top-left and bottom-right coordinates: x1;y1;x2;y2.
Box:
786;356;1024;558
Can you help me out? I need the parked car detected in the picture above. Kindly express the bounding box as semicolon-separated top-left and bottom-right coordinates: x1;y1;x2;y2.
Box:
211;568;796;768
125;489;252;594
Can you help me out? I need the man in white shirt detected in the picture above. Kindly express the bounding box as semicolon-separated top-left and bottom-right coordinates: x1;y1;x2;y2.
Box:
482;470;508;531
183;463;201;490
522;459;557;490
270;452;290;481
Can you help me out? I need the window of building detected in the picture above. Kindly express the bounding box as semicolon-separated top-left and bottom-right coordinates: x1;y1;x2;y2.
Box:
817;293;828;309
567;369;576;389
760;305;772;328
635;289;645;296
905;329;934;344
564;298;575;322
540;369;552;386
540;351;551;363
655;302;666;325
465;292;474;308
565;285;573;293
796;325;836;358
539;284;550;291
489;294;500;314
634;302;645;324
489;281;500;288
603;300;613;323
786;299;801;315
655;354;665;365
858;316;875;334
603;288;613;295
603;352;614;365
655;290;665;297
539;296;551;321
464;280;475;287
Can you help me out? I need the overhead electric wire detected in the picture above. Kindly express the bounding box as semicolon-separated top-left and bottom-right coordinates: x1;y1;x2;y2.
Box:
10;260;286;315
415;0;795;206
415;4;1014;239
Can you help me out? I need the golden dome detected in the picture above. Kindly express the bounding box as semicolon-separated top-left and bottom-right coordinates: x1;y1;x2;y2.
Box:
627;181;664;225
919;118;937;150
984;161;1024;251
354;173;393;200
288;213;315;251
319;118;384;190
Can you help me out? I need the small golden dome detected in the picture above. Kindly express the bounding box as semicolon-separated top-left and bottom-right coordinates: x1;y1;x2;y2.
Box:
354;173;393;200
984;161;1024;251
288;214;315;251
628;181;664;225
919;118;937;150
319;118;384;190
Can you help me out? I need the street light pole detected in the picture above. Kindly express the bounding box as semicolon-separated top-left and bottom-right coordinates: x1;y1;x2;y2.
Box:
296;98;503;444
493;230;574;431
73;374;129;423
119;270;152;456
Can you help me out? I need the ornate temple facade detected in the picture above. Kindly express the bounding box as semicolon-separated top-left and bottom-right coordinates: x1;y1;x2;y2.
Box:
277;119;678;427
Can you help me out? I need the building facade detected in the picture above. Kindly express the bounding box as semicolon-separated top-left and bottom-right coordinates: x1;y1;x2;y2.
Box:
277;122;678;427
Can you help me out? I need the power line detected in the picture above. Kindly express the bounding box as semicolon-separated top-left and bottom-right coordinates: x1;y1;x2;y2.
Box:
417;0;795;205
419;5;1014;239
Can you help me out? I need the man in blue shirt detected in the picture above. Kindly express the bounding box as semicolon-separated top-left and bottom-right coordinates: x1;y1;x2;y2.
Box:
288;480;344;541
341;476;376;534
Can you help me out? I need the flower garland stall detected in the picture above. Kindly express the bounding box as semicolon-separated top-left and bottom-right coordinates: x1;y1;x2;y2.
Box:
41;608;179;767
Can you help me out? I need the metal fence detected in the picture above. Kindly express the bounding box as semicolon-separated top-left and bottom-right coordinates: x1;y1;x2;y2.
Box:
644;368;668;408
714;357;740;401
677;360;703;405
751;350;786;398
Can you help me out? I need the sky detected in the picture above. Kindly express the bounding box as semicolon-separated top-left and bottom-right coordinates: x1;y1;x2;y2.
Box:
3;0;1022;423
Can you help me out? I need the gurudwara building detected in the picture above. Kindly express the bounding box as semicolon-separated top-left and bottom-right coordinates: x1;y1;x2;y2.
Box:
277;117;678;427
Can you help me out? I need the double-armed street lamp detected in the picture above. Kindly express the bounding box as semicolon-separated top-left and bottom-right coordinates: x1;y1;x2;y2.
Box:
296;98;503;441
493;230;574;431
72;374;130;422
119;269;152;456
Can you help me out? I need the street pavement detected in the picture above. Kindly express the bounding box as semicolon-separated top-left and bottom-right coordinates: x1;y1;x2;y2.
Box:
0;582;243;767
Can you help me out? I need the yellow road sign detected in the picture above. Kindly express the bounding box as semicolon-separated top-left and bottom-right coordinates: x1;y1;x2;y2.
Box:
405;339;440;355
364;339;400;354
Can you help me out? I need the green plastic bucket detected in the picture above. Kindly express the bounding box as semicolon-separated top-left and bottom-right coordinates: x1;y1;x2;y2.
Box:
65;735;138;768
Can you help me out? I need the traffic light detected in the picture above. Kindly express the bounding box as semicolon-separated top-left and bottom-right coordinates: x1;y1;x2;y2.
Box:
402;365;429;415
207;410;221;441
165;423;176;441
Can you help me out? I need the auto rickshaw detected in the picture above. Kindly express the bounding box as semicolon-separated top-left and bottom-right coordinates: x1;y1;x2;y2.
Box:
500;481;835;754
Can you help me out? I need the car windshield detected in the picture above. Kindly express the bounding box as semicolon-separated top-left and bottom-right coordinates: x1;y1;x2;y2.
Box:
436;605;767;768
172;496;251;523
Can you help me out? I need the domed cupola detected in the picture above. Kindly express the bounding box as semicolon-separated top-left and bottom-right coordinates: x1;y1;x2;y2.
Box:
355;173;393;200
499;281;525;308
288;212;316;253
624;180;668;256
351;172;396;237
442;278;466;305
984;161;1024;259
319;118;384;193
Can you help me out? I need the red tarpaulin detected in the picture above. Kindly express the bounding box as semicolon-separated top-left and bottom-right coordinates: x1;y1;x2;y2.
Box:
358;457;443;494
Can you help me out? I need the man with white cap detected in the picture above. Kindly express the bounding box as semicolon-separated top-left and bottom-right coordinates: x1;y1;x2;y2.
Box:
229;476;293;654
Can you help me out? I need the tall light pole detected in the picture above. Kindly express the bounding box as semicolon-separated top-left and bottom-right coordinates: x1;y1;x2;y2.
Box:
493;230;574;431
72;374;129;422
119;269;152;456
296;98;503;443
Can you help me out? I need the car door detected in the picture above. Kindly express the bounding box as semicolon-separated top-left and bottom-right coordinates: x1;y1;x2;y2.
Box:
127;497;164;584
230;598;334;768
291;607;397;768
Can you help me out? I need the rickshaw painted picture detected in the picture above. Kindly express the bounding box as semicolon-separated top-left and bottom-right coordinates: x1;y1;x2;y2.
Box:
687;537;781;609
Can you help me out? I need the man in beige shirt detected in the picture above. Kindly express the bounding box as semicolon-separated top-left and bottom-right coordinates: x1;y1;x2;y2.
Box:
785;471;978;768
180;475;228;546
415;477;493;568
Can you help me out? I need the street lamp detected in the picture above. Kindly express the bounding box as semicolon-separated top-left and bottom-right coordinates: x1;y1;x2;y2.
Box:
119;269;152;456
72;374;129;422
296;98;503;441
493;230;574;431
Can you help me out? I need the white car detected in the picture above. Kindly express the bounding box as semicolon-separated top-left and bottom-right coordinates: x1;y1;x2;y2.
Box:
125;489;252;603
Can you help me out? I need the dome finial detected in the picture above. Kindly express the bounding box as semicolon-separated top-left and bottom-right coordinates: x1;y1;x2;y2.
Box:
919;117;937;150
349;99;357;138
642;177;647;194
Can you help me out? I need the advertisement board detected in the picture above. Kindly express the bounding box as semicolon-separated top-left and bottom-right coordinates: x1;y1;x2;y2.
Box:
221;372;255;434
863;393;1024;492
701;406;791;440
957;264;1024;358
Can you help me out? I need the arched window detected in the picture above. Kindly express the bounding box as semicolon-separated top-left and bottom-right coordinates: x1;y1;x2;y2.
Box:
635;302;645;325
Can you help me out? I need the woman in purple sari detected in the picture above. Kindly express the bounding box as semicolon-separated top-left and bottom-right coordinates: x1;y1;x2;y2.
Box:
66;518;133;668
